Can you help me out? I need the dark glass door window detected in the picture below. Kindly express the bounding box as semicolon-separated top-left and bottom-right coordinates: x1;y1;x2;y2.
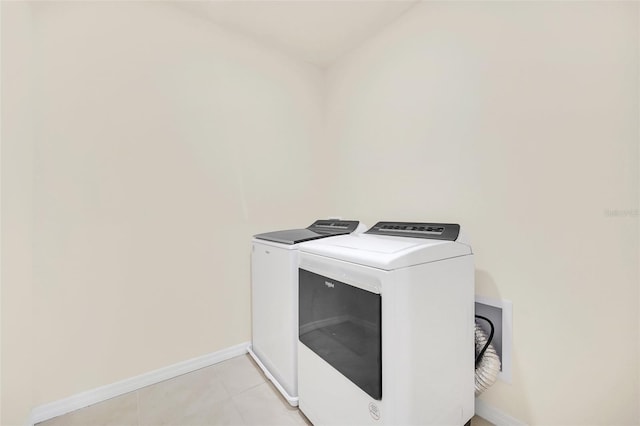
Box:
299;268;382;400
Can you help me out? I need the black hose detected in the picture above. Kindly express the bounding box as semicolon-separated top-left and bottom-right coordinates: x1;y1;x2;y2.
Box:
474;315;494;366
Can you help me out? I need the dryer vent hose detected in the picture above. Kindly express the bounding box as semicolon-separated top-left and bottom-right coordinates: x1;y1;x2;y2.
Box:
475;318;501;396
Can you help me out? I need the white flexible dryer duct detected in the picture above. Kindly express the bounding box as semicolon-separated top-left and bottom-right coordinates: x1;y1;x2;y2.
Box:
475;322;501;396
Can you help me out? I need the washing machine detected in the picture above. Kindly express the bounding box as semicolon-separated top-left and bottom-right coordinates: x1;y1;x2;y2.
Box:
249;219;364;406
297;221;474;425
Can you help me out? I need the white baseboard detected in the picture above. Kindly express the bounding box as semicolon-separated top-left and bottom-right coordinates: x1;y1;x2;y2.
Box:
475;398;528;426
30;341;250;425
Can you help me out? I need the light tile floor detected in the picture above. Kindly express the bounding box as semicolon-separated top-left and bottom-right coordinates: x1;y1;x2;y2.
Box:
38;354;491;426
38;354;309;426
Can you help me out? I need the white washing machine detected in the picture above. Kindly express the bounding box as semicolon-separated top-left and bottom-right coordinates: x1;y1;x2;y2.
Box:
297;221;474;425
249;219;364;406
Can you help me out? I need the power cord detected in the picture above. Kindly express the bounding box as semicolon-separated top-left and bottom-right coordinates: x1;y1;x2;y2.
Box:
474;315;494;366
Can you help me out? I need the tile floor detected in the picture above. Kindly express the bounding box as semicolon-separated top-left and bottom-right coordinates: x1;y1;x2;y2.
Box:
38;354;492;426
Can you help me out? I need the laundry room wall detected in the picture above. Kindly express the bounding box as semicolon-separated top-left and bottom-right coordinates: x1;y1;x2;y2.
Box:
2;1;327;418
324;2;639;425
1;2;36;425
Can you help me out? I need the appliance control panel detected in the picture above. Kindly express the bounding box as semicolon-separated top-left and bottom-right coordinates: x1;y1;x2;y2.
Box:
308;220;360;234
366;221;460;241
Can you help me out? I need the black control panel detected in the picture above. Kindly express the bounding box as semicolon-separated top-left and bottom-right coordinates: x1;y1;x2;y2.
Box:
365;221;460;241
308;220;360;235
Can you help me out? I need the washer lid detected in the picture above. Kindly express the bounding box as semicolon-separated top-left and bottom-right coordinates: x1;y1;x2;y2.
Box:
299;233;471;270
253;229;335;245
254;220;360;245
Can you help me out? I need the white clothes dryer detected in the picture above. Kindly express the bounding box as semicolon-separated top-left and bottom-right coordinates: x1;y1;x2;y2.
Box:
249;219;364;406
297;221;474;425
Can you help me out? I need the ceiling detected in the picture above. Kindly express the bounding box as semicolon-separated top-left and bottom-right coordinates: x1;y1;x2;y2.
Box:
172;1;419;67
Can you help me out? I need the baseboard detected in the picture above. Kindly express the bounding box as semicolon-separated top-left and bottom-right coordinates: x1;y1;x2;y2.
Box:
475;398;528;426
29;341;250;425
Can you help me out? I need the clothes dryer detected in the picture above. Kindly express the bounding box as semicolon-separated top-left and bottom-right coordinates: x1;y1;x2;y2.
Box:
297;221;474;425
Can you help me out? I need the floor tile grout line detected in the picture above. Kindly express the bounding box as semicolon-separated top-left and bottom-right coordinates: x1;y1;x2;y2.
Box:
227;394;250;426
230;376;269;398
213;355;268;399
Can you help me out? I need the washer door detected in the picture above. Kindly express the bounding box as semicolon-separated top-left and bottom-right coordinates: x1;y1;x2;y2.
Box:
298;268;382;400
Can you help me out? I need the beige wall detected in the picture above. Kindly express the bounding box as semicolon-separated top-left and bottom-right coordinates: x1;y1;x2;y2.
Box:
1;2;36;425
325;1;639;425
2;1;328;422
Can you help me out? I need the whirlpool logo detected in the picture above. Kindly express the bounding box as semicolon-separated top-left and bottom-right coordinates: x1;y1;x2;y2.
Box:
324;281;335;288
